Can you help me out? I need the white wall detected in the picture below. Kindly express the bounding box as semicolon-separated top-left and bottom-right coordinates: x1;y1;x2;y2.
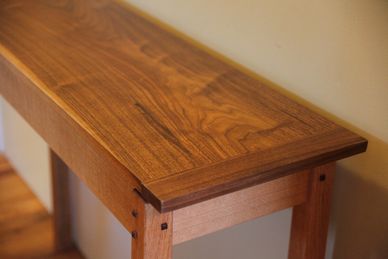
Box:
1;0;387;258
1;98;51;211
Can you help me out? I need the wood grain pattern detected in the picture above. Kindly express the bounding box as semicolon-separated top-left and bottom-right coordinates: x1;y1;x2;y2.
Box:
0;0;367;212
51;149;73;252
0;156;84;258
0;54;143;233
132;204;173;259
144;128;365;211
173;169;309;244
288;163;335;259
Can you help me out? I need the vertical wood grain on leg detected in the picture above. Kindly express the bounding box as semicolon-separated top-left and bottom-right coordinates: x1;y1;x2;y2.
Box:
50;149;73;251
288;163;335;259
132;203;173;259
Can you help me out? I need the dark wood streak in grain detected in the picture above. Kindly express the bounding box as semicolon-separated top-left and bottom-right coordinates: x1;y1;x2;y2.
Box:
134;102;196;162
0;0;367;212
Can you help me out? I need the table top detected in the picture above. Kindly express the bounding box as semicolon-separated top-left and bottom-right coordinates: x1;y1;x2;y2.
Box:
0;0;367;212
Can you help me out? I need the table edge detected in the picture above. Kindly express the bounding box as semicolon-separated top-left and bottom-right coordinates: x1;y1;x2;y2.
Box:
141;132;367;212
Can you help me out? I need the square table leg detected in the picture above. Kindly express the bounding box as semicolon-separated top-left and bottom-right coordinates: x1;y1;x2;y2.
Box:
131;203;173;259
50;149;73;252
288;163;335;259
50;148;335;259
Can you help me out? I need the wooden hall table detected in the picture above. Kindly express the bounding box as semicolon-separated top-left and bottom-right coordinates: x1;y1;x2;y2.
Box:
0;1;367;258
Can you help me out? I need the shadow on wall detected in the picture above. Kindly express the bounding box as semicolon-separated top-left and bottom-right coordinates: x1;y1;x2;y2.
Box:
69;172;132;259
330;135;388;259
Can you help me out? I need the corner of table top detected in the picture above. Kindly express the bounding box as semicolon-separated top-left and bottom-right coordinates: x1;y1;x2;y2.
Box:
141;131;367;213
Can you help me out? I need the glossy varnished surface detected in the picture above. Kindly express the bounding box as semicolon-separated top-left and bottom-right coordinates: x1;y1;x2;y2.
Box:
0;0;367;211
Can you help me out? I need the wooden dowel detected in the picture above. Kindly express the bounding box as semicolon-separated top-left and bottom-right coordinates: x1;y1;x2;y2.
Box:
131;203;173;259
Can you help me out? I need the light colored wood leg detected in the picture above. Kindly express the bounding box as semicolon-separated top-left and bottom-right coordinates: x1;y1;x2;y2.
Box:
50;149;73;251
131;203;173;259
288;163;335;259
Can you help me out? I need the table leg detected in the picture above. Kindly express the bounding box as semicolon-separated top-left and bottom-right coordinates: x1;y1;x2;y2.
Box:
50;149;73;251
288;163;335;259
131;203;173;259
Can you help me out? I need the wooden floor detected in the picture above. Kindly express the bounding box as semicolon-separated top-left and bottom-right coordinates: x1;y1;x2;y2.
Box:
0;156;84;259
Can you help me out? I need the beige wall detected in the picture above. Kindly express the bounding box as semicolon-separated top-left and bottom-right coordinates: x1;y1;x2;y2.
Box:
124;0;388;143
1;0;387;258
